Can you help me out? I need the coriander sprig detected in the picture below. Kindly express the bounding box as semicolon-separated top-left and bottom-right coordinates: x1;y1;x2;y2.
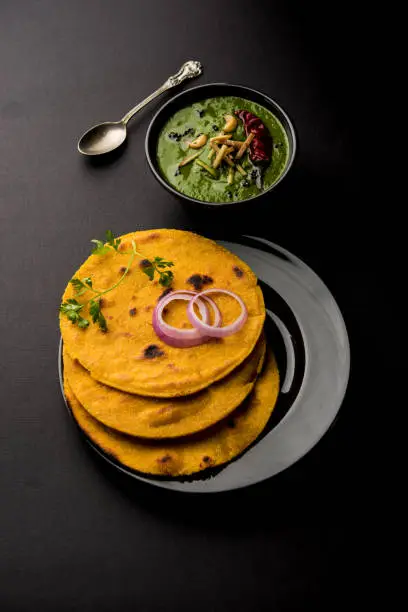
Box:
59;299;90;328
60;231;174;331
69;277;94;296
142;257;174;287
91;229;122;255
89;299;107;332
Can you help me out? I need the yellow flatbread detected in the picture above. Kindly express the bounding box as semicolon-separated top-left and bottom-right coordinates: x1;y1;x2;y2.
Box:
60;229;265;397
64;348;279;477
63;334;265;439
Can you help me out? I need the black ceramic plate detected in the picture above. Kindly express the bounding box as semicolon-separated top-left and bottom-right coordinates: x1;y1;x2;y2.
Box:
59;236;350;493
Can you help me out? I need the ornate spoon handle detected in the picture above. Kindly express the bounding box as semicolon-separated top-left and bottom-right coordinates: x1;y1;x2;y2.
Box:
121;61;203;125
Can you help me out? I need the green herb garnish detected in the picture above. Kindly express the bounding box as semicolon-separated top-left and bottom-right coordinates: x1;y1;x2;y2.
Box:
60;231;174;331
91;229;121;255
89;299;107;332
142;257;174;286
69;277;93;296
59;299;90;328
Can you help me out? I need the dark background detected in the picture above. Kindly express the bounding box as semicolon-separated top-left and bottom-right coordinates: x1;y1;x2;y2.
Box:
0;1;380;610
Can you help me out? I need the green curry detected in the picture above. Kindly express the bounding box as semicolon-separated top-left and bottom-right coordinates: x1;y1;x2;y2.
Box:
156;96;289;203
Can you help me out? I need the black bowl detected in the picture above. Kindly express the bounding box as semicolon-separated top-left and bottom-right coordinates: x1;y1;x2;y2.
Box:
145;83;297;208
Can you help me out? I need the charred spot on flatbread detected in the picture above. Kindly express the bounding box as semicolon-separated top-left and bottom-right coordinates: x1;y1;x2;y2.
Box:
233;266;244;278
139;232;160;243
157;454;171;464
200;455;215;469
139;258;152;269
129;308;137;316
186;274;213;291
143;345;164;359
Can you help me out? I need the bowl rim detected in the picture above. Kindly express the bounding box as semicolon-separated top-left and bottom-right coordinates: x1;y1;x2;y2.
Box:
145;82;297;207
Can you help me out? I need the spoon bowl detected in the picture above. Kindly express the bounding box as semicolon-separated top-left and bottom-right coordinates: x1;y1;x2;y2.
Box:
78;122;127;156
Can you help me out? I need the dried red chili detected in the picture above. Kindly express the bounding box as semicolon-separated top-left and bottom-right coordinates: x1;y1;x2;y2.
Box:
235;110;272;163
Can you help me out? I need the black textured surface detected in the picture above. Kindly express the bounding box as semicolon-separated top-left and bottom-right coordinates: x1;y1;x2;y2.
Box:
1;1;378;610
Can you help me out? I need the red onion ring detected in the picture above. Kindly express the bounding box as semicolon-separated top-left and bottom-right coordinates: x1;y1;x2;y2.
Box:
201;295;222;328
187;289;248;338
154;291;208;340
152;290;222;348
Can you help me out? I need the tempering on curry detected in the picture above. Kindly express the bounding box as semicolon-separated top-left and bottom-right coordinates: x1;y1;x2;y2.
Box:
157;97;289;203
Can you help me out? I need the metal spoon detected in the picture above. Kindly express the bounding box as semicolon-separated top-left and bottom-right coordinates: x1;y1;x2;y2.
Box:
77;60;203;156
